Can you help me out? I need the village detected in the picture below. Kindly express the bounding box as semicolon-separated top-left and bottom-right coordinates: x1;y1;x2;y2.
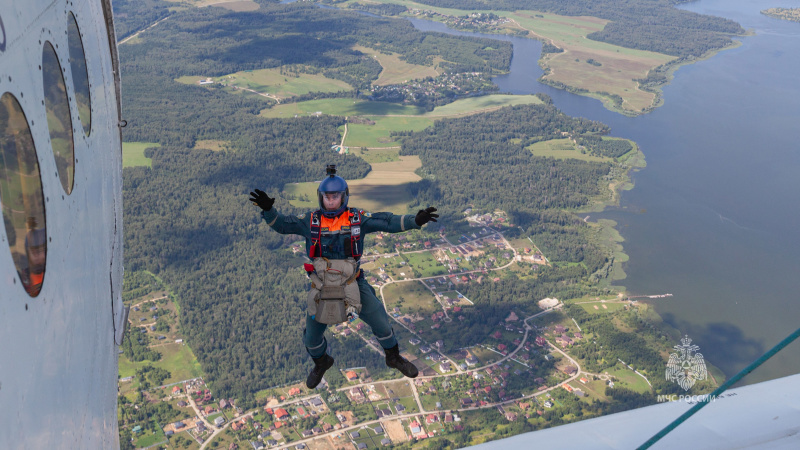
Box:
407;9;514;34
368;72;498;106
120;211;649;450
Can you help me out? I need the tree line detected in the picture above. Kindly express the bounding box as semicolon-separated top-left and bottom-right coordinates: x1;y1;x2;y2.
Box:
406;0;745;57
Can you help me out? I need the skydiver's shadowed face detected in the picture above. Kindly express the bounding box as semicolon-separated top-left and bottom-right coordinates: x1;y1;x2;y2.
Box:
322;192;344;211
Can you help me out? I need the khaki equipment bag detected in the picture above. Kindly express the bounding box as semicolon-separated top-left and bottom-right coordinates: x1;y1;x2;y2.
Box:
307;257;362;324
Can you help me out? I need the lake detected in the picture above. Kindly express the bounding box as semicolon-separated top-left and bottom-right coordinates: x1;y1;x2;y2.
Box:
409;0;800;384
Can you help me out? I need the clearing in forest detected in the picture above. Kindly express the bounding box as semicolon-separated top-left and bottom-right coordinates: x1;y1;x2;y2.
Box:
353;44;441;86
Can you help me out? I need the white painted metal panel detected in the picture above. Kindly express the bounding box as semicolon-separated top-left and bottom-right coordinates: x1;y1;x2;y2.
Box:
0;0;123;448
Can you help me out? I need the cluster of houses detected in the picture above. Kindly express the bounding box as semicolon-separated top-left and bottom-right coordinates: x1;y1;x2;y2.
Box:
368;71;493;105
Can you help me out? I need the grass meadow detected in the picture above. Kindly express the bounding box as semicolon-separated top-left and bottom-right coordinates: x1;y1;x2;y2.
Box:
527;138;609;162
353;44;440;85
122;142;159;168
383;281;438;315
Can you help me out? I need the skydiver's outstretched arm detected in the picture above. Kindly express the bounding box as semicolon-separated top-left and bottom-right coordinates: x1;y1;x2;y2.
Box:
360;207;438;234
249;189;307;236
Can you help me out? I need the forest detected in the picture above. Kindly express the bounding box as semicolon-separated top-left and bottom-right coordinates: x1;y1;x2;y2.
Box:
405;0;745;57
118;2;624;402
119;2;511;83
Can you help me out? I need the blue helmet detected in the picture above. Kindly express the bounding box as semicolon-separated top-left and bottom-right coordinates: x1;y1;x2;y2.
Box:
318;165;349;217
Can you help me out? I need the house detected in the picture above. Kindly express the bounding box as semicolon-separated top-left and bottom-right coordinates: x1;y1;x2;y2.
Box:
410;422;421;434
497;344;507;352
312;426;322;434
491;331;502;339
350;431;360;439
345;371;359;381
357;444;367;450
302;430;313;437
381;438;391;446
580;377;588;384
395;403;406;412
177;400;187;407
374;426;384;434
214;416;225;426
465;356;478;366
439;362;451;372
275;408;289;420
562;384;574;392
535;336;547;347
288;387;301;396
461;398;473;406
309;397;323;407
219;398;228;408
426;414;438;424
350;387;365;401
174;421;186;429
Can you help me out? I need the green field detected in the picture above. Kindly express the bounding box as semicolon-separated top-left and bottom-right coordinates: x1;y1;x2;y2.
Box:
122;142;159;168
528;138;609;162
357;147;401;164
119;343;204;385
133;427;166;448
577;301;625;314
403;251;447;278
606;365;653;394
344;116;434;148
383;281;437;315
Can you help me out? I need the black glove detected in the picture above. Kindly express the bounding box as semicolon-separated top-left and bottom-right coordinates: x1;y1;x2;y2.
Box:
415;207;439;226
249;189;275;211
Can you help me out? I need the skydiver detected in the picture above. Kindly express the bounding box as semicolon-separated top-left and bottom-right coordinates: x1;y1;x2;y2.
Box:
250;165;439;389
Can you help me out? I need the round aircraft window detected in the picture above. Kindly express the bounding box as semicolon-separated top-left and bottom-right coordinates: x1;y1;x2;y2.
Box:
0;93;48;297
42;40;75;194
67;12;91;137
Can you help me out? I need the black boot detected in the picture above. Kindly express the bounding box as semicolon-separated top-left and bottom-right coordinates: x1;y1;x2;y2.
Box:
385;344;418;378
306;354;334;389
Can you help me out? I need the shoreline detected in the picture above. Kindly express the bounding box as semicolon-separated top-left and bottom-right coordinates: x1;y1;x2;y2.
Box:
537;38;746;117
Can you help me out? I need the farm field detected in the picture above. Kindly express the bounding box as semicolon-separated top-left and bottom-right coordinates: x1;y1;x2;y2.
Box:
215;68;352;99
508;11;674;113
122;142;159;168
354;44;440;85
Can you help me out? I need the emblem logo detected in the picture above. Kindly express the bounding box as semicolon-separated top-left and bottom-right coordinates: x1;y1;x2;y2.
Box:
352;226;360;236
666;335;708;391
